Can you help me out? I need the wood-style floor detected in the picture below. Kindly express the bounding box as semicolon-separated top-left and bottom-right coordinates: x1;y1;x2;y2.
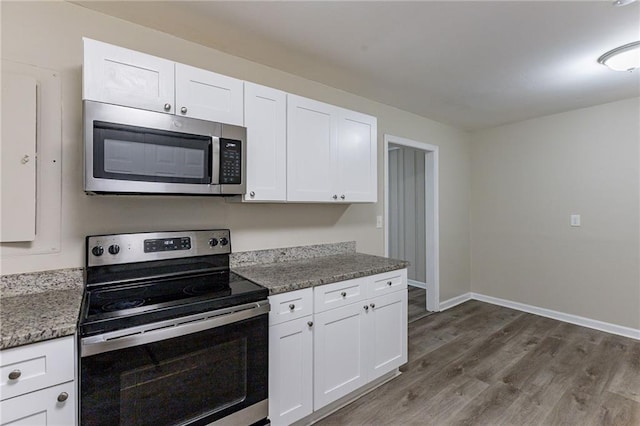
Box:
407;286;433;323
318;300;640;425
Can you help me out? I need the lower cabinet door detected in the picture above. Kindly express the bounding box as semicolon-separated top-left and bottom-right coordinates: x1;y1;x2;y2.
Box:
313;303;369;409
0;381;76;426
269;316;313;426
369;290;408;381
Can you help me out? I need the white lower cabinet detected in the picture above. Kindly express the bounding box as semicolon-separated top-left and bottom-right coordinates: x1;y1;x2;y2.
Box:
269;316;314;426
368;290;408;381
0;381;75;426
268;289;314;426
313;301;369;408
0;336;76;426
268;269;408;425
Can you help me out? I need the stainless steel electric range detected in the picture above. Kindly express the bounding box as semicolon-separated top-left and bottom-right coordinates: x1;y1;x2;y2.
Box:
77;229;269;426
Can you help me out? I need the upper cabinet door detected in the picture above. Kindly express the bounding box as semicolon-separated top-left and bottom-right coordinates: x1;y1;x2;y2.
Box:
175;63;244;125
336;109;378;203
287;95;337;202
83;38;175;113
244;82;286;202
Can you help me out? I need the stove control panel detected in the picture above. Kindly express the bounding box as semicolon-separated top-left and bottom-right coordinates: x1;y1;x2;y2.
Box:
144;237;191;253
86;229;231;267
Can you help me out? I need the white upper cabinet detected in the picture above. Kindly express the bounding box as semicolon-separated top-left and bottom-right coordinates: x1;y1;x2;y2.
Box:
287;94;377;203
83;38;175;113
83;39;378;204
175;63;243;125
83;38;244;124
244;82;287;202
336;109;377;202
286;95;337;202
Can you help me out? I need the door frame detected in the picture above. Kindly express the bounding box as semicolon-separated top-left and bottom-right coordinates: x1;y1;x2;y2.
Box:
383;134;440;312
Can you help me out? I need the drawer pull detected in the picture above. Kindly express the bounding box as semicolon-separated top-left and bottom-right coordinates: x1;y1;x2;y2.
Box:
364;305;369;311
307;321;314;327
289;304;295;311
8;369;21;380
57;392;69;402
370;303;376;309
387;281;392;286
341;291;347;297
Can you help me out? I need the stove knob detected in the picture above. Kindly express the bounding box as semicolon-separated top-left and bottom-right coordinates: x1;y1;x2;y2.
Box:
209;238;219;247
219;237;229;246
91;246;104;257
108;244;120;255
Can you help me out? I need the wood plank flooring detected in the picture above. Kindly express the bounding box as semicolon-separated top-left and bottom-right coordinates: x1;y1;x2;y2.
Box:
408;286;433;323
317;300;640;426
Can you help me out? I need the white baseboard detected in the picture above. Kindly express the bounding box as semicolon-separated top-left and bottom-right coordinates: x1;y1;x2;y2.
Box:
436;291;639;341
471;293;640;341
438;292;472;311
407;279;427;289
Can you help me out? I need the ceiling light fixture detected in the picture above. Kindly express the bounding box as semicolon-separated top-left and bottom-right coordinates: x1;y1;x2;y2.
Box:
612;0;637;6
598;41;640;71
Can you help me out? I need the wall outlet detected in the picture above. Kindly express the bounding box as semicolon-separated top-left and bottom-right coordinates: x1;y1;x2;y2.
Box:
376;215;383;228
570;214;581;227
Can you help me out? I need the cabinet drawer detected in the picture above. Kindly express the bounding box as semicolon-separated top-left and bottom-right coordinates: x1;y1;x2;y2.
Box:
314;277;366;313
269;288;313;326
0;336;74;401
0;380;76;425
368;269;408;298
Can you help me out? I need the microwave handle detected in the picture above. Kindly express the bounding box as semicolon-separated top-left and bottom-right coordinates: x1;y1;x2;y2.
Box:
211;136;220;185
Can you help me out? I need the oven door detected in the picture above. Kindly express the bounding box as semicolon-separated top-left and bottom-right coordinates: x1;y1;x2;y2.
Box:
79;302;269;426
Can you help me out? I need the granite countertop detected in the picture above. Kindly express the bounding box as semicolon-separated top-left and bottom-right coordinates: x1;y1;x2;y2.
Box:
0;269;83;350
0;242;408;350
233;252;409;295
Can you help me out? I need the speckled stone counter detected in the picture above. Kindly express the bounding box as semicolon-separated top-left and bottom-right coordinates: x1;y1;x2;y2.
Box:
0;269;83;350
0;242;407;349
233;252;409;295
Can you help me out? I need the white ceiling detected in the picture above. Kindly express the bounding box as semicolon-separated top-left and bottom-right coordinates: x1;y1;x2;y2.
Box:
74;0;640;131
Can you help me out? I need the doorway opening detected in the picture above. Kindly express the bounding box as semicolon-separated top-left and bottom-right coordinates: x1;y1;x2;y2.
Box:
384;135;439;322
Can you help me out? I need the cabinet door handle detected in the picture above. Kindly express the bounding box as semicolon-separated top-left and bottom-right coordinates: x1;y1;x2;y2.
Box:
370;303;375;309
289;304;295;310
332;194;338;200
164;103;171;111
364;305;369;311
21;155;30;164
387;281;393;286
57;392;69;402
341;194;346;200
180;106;188;114
249;191;255;197
307;321;314;327
8;369;21;380
341;291;347;297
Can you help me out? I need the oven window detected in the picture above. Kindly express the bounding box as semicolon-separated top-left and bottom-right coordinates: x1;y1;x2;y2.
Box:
93;121;212;184
80;315;267;426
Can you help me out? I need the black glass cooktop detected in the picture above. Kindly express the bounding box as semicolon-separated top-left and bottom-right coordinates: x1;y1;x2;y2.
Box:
79;270;267;337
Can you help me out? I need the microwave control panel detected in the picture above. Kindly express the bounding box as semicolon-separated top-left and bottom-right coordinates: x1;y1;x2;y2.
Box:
220;138;241;184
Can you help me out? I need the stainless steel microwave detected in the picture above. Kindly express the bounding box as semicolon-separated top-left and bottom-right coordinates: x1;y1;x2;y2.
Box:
83;101;246;195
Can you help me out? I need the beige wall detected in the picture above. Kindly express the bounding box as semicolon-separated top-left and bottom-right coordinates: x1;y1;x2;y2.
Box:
0;0;471;303
470;98;640;329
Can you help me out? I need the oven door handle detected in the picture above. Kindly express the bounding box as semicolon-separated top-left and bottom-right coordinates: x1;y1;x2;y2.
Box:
81;300;269;357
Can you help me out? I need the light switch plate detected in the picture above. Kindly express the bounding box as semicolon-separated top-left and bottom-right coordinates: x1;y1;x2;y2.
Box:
570;214;581;227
